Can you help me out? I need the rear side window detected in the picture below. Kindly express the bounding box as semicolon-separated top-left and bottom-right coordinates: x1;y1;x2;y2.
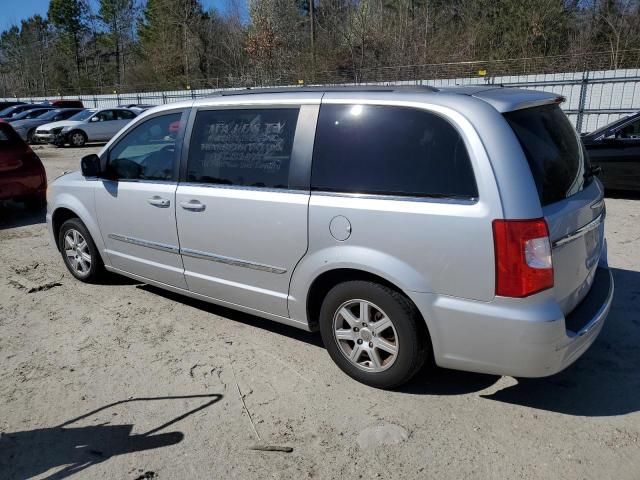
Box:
117;110;136;120
311;105;477;199
504;104;589;206
0;125;20;145
187;108;299;189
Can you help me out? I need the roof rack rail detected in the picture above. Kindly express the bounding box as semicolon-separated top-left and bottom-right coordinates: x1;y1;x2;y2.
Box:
208;85;440;97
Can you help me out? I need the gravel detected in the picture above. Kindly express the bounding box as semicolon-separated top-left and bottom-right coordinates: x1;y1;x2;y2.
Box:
0;145;639;480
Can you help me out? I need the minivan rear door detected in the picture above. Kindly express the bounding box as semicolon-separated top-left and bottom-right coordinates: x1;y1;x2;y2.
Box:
505;104;605;314
175;100;319;318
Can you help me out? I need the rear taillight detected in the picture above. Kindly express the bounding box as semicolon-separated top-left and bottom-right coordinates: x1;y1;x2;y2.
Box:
492;218;554;297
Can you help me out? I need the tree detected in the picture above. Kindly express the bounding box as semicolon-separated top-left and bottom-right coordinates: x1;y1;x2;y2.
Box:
99;0;138;85
137;0;207;88
48;0;88;80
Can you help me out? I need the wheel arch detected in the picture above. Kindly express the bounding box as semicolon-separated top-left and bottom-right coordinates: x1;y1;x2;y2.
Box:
52;207;79;249
303;268;431;351
50;195;109;266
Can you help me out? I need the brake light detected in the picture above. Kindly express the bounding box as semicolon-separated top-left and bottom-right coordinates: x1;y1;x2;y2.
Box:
492;218;553;297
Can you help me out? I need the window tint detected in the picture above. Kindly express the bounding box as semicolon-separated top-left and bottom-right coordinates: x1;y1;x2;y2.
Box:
187;108;299;189
106;112;183;181
311;105;477;198
504;104;589;206
116;109;136;120
618;118;640;139
0;125;20;145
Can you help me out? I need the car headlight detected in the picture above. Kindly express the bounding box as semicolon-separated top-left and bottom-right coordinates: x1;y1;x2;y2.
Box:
50;127;64;134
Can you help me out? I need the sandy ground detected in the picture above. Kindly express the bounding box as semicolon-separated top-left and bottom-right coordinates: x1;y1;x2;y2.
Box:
0;145;639;480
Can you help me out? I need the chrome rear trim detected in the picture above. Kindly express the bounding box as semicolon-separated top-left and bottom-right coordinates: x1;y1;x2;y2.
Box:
552;212;604;249
180;248;287;274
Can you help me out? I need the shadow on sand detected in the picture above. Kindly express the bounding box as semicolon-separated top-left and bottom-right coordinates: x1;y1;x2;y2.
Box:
0;393;223;480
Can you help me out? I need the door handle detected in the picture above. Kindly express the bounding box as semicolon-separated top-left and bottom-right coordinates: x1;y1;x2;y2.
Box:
147;196;171;208
180;200;206;212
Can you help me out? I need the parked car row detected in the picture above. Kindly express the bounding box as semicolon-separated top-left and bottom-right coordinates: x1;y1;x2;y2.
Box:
0;100;151;147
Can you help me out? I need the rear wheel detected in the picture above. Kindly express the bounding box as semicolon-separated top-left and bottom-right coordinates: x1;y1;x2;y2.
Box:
58;218;104;282
68;130;87;147
319;280;428;388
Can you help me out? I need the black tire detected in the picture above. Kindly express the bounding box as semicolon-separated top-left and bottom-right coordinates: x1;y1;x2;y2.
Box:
68;130;87;147
58;217;104;282
319;280;428;389
26;128;36;144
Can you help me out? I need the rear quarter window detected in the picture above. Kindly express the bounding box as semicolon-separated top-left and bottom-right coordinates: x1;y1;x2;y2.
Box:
0;125;21;146
504;104;590;206
311;104;478;199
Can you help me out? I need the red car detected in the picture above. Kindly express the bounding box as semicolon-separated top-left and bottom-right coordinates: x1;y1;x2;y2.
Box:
0;122;46;209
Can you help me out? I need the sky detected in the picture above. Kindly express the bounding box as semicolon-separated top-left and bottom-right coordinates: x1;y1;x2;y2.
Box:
0;0;245;32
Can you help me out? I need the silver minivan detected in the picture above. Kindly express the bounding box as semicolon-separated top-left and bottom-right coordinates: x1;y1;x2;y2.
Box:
46;86;614;388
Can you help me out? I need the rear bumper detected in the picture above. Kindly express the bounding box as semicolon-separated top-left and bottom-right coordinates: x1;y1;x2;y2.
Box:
410;266;614;378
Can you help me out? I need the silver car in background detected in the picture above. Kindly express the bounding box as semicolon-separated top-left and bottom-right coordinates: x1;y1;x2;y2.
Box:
46;86;614;388
10;108;84;143
34;107;138;147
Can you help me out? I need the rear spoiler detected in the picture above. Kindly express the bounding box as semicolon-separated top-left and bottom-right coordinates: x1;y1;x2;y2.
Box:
470;88;564;113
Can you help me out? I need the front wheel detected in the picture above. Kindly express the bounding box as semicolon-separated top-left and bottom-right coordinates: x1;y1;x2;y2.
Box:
58;218;104;282
319;280;428;388
68;130;87;147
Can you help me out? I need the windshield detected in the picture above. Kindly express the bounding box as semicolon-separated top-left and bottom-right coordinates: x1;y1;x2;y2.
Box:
0;106;19;116
12;109;50;120
37;109;65;120
504;104;591;206
69;110;95;121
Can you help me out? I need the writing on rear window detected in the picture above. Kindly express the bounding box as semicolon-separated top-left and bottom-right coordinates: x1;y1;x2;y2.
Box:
188;109;299;188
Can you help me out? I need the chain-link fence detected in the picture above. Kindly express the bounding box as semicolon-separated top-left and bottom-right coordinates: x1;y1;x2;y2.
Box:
3;50;640;133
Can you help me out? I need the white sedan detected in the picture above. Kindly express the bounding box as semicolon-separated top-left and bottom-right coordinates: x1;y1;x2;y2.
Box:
34;108;138;147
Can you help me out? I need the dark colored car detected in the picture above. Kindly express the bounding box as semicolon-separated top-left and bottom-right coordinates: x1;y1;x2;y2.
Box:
50;99;84;108
582;112;640;193
5;107;55;123
0;123;46;209
0;101;25;111
0;103;49;119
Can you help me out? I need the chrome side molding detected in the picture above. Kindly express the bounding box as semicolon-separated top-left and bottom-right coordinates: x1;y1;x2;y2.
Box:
108;233;180;254
180;248;287;274
109;233;287;274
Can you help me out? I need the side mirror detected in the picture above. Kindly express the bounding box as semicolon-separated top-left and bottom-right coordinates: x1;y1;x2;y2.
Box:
81;154;101;177
90;116;100;122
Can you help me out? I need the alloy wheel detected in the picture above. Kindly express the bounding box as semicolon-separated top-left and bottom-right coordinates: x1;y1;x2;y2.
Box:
64;229;92;275
332;299;399;372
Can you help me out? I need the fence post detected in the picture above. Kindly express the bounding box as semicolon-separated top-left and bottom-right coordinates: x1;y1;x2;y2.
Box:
576;70;589;134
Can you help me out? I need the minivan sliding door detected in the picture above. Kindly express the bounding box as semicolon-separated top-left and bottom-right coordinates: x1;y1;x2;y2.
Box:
175;104;318;318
